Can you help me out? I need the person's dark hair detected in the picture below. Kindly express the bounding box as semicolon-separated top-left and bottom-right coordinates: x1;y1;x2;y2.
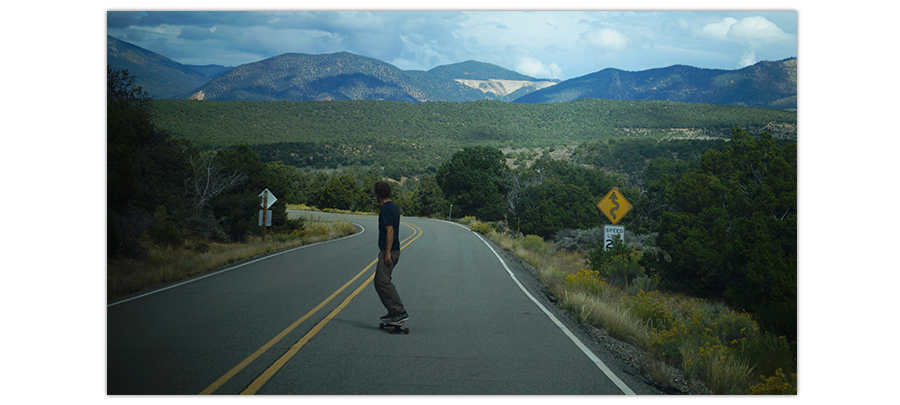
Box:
374;181;392;199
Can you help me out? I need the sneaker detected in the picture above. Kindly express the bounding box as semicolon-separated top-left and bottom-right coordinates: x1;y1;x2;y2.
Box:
385;312;409;325
380;313;393;322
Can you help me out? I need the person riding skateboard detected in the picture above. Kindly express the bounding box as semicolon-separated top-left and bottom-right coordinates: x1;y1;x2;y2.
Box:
374;181;409;325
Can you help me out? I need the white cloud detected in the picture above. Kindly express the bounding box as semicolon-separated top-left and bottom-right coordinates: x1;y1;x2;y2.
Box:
700;15;793;68
579;28;630;51
515;56;562;79
728;16;792;43
702;17;737;40
702;16;791;43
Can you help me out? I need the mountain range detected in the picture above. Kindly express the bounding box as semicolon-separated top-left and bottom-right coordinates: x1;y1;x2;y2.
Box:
515;59;797;109
107;36;215;99
107;35;796;109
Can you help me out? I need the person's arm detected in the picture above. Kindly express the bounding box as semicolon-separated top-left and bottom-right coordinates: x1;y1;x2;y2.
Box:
384;225;394;265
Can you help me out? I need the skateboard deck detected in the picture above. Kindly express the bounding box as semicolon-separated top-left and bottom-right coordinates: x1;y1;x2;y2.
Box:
379;321;409;334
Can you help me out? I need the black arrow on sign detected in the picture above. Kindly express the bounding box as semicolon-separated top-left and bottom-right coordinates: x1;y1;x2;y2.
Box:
609;192;620;220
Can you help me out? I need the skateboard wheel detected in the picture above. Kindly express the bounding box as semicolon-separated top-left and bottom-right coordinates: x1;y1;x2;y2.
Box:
379;323;385;330
404;328;409;334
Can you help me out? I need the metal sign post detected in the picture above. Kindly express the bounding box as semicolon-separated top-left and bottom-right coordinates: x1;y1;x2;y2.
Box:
258;188;277;240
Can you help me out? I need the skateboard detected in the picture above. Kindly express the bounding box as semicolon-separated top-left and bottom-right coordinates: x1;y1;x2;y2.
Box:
379;321;409;334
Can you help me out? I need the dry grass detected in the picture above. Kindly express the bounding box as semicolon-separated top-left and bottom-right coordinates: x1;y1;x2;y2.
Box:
107;218;356;301
486;230;650;347
560;289;651;348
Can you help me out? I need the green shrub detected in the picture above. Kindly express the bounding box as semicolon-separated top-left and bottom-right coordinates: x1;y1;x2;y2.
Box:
554;227;604;251
640;302;794;394
750;368;796;395
150;205;183;248
588;236;645;287
273;217;305;234
698;344;754;394
458;216;478;226
588;231;630;268
564;269;608;296
630;274;659;293
519;234;549;253
733;330;795;379
470;221;493;235
600;250;645;287
623;290;673;330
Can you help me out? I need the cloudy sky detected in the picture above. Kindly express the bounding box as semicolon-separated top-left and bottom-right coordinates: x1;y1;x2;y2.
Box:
107;9;797;81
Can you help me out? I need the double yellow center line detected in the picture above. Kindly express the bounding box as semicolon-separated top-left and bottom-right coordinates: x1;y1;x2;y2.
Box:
200;222;423;395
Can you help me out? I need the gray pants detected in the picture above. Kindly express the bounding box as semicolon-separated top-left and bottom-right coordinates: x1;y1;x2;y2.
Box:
374;250;405;314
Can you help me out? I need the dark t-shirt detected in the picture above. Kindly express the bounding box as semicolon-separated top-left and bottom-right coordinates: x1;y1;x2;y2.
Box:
378;200;401;251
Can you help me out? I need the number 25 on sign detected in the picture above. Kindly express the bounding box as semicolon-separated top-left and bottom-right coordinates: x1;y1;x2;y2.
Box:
596;187;632;225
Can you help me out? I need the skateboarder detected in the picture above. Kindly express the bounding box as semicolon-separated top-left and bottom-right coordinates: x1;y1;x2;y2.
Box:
374;181;409;325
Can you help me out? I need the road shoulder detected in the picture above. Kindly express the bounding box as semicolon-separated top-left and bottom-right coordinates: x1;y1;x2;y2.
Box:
476;234;669;395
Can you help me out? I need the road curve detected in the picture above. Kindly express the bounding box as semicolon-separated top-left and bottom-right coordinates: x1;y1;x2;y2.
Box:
107;211;658;395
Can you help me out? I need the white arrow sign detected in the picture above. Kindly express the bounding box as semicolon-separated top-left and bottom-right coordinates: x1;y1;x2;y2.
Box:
259;188;277;209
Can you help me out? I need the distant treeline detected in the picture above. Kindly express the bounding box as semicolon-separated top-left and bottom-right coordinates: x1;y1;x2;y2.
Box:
150;99;796;177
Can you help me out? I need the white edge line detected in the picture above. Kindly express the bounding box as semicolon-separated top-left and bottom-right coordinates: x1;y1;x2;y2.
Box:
428;218;471;230
107;223;366;308
474;232;636;395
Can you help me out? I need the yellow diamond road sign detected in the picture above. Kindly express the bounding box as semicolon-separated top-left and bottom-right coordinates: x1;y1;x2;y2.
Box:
597;187;632;225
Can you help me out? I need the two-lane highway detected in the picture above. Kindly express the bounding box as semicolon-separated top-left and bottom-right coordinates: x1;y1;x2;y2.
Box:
107;212;654;395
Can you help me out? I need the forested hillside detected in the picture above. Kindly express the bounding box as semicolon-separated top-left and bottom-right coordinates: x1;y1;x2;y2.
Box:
150;98;796;178
107;36;212;99
188;52;431;102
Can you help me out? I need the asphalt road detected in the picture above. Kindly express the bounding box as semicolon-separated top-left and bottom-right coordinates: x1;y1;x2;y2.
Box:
107;211;659;395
